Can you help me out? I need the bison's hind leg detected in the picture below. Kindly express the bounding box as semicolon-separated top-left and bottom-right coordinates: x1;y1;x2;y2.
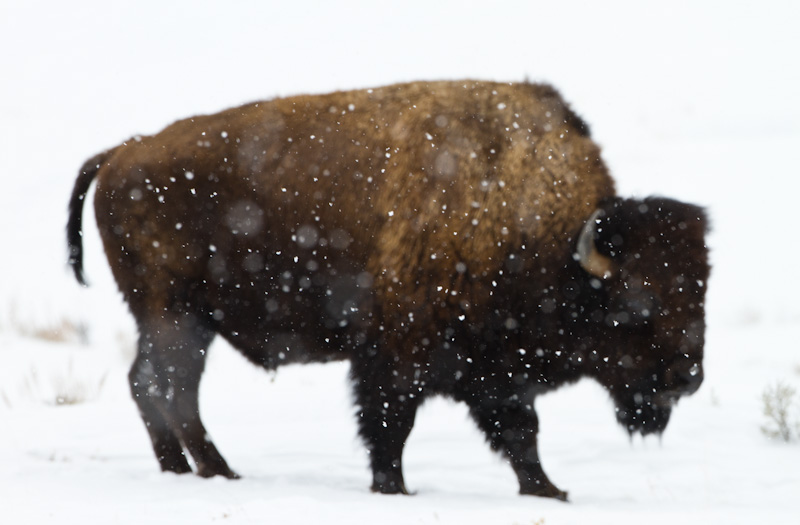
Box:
129;310;238;479
129;353;192;475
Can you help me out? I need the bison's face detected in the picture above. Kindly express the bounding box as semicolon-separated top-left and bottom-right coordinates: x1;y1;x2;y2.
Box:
577;197;710;435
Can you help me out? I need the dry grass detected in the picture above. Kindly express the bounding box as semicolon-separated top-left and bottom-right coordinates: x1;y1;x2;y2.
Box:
19;360;107;407
761;381;800;442
0;305;113;407
24;318;88;345
0;305;88;345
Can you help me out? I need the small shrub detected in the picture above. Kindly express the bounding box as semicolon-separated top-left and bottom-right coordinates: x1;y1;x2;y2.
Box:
51;368;108;406
1;390;10;409
761;382;800;442
20;360;107;407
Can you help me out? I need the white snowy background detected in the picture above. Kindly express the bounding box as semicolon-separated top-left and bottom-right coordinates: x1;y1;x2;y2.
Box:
1;1;799;523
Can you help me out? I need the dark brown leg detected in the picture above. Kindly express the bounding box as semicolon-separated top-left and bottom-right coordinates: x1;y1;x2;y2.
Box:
352;351;422;495
129;351;192;474
468;401;568;501
130;312;238;479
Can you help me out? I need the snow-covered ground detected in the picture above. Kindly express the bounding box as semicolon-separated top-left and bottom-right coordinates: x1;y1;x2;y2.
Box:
1;1;799;523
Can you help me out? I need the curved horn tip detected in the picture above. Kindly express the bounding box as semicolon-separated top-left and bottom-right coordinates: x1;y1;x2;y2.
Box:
576;210;615;280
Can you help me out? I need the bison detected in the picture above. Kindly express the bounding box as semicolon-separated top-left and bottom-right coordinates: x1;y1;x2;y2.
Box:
67;80;709;500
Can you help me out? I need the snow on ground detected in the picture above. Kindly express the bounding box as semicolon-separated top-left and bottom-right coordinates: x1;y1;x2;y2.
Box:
1;1;800;523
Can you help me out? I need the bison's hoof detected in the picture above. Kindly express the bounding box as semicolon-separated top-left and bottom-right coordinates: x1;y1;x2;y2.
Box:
196;463;241;480
371;473;410;495
160;461;193;475
521;484;569;502
371;484;411;495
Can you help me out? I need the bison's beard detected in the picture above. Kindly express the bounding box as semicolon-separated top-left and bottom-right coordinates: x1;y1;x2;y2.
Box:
614;398;673;436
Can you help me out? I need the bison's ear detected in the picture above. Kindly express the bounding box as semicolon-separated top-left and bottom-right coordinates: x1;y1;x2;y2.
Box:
576;209;616;280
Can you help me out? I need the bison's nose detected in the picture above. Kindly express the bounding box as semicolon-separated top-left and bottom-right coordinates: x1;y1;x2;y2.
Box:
676;363;703;395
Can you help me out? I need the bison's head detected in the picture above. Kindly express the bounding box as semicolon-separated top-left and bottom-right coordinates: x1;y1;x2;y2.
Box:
577;197;710;436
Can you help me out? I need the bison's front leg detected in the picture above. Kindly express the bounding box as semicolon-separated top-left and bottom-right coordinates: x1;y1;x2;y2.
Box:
351;351;422;495
468;400;568;501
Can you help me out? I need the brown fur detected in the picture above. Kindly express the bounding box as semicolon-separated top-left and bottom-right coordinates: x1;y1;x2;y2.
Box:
94;81;610;325
68;80;708;500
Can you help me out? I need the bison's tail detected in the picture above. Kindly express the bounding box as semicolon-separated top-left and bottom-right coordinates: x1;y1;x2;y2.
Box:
67;150;112;286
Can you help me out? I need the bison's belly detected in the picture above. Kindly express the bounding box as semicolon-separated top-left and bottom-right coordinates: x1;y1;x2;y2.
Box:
203;260;373;367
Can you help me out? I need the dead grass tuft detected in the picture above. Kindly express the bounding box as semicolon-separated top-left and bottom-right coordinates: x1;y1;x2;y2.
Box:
0;306;89;345
761;381;800;442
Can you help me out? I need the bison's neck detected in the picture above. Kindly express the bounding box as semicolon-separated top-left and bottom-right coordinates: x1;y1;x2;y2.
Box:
499;268;643;396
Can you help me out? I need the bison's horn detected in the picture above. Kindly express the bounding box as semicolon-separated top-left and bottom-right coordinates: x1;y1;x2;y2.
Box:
577;209;614;280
